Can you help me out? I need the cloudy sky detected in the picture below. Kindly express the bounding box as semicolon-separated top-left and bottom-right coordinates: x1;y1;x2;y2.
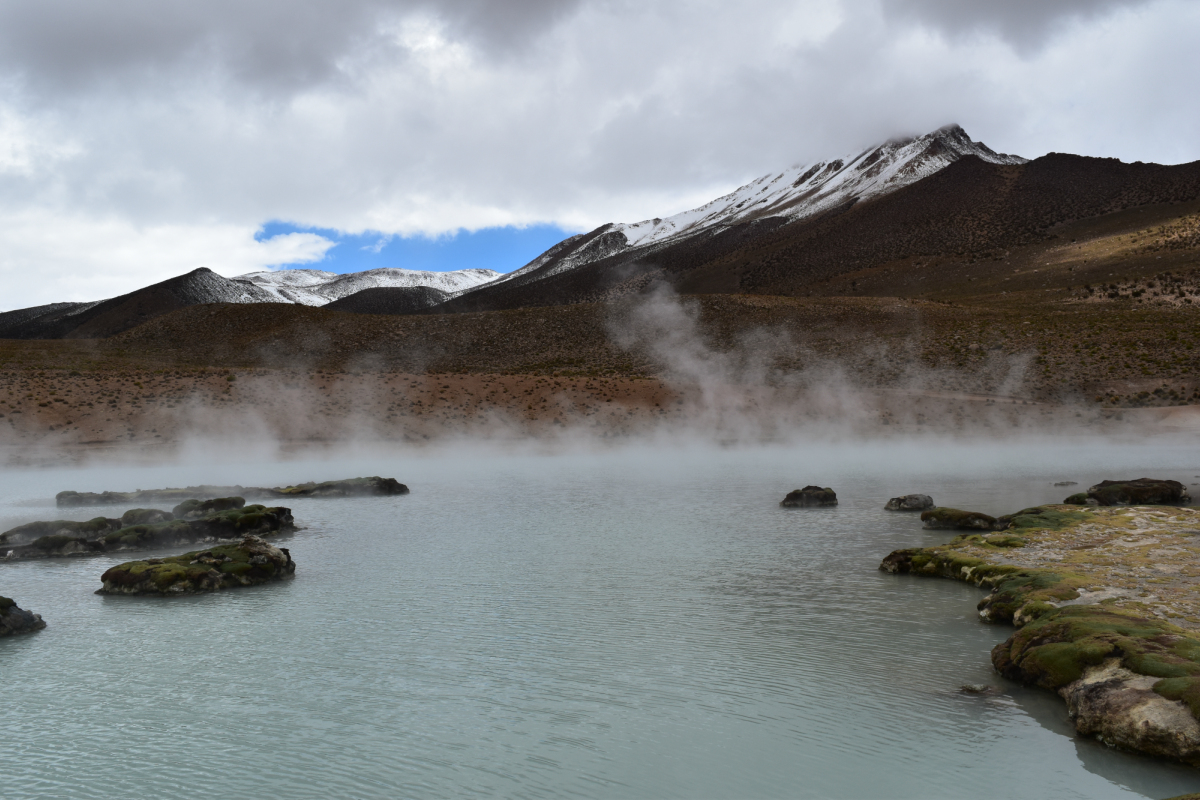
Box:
1;0;1197;309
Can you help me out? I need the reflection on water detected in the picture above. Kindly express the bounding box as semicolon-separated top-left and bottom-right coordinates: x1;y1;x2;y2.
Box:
2;442;1200;799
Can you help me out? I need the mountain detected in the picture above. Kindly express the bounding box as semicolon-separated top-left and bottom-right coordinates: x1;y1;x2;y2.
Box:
0;265;500;339
435;126;1200;313
325;286;451;315
235;267;499;305
438;125;1029;311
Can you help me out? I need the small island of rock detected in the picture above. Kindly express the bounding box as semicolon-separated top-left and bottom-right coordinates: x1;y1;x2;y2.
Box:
1063;478;1191;507
780;486;838;507
97;535;295;595
0;596;46;636
920;507;998;530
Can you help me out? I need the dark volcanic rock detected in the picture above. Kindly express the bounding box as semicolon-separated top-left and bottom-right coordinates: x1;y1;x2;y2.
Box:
97;535;295;595
173;496;245;519
0;596;46;636
2;505;294;560
1;517;121;548
1085;478;1190;506
56;476;409;506
780;486;838;507
885;494;935;511
920;507;998;530
266;477;409;498
325;286;451;315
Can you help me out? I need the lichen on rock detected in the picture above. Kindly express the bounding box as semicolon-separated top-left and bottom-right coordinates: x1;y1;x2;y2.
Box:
96;535;295;595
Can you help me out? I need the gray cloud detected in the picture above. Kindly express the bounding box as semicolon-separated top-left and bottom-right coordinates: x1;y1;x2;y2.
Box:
882;0;1154;47
0;0;1196;309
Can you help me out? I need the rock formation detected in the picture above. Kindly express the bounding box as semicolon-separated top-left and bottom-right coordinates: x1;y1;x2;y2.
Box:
0;596;46;636
2;505;294;560
919;507;997;530
1083;478;1190;506
885;494;934;511
96;535;295;595
780;486;838;507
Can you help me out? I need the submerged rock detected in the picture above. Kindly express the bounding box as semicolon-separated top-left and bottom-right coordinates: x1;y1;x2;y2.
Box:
1;517;121;548
920;507;997;530
780;486;838;507
96;535;295;595
173;496;244;519
885;494;934;511
1085;478;1190;506
55;476;409;506
2;505;294;560
0;596;46;636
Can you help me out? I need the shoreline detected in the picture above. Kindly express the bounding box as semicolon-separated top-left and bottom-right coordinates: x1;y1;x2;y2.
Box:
881;504;1200;767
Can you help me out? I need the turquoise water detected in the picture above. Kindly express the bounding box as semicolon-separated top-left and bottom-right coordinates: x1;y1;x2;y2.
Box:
2;442;1200;799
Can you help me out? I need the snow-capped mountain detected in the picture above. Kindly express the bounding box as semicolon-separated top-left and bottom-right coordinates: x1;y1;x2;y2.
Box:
474;125;1025;292
235;267;500;306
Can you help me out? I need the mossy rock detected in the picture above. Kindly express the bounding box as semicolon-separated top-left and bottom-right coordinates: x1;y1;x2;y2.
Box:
172;496;245;519
1086;478;1190;506
1;517;122;546
920;507;997;530
993;605;1200;691
120;508;175;526
780;486;838;507
1063;492;1094;505
996;506;1091;531
96;535;295;595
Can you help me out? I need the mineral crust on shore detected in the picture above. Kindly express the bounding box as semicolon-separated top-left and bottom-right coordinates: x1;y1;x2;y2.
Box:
881;505;1200;767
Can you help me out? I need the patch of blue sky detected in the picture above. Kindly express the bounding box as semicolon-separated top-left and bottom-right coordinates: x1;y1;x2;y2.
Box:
256;222;578;275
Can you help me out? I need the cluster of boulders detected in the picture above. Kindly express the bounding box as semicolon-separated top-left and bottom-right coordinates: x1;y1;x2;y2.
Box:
1;476;411;633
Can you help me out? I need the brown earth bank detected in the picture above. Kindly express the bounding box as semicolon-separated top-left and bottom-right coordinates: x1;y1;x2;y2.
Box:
1;285;1200;463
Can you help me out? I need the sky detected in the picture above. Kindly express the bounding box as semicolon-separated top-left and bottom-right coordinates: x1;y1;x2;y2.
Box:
0;0;1197;309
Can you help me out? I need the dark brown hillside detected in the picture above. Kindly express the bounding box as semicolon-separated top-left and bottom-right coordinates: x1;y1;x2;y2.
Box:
705;153;1200;296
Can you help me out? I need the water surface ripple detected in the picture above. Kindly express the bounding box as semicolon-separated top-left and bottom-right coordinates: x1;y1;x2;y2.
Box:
3;444;1200;798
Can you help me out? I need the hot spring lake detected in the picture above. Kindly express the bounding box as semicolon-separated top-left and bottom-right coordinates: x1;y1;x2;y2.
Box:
3;442;1200;799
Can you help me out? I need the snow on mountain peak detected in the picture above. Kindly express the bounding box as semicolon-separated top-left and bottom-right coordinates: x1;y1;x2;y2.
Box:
234;266;501;306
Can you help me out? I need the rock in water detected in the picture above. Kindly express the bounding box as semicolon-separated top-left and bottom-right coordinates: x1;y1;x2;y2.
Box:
173;496;245;519
3;505;294;561
96;535;295;595
56;476;410;506
0;596;46;636
780;486;838;507
885;494;935;511
1085;478;1190;506
0;517;122;547
920;507;998;530
120;508;175;525
266;477;409;498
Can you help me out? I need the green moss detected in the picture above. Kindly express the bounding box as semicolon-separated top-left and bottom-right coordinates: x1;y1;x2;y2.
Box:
1063;492;1091;505
1001;506;1090;531
1154;677;1200;719
32;534;78;550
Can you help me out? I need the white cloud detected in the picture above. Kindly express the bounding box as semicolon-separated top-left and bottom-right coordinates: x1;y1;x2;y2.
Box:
0;211;332;309
0;0;1195;308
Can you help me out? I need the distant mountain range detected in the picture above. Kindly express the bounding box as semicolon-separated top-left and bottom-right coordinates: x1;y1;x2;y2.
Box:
2;123;1197;339
0;266;498;339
